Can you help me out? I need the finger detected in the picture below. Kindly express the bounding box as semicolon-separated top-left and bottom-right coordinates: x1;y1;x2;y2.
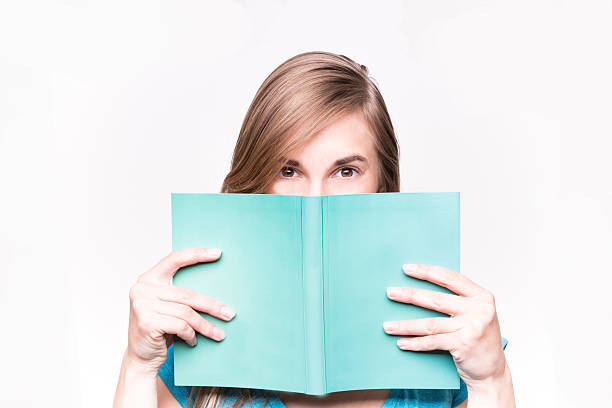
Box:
402;264;483;297
139;248;222;284
154;300;225;342
154;284;237;322
383;317;461;336
396;333;456;351
155;314;198;347
386;286;466;315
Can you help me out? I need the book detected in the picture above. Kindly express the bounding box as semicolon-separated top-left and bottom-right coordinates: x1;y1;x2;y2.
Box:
171;192;460;395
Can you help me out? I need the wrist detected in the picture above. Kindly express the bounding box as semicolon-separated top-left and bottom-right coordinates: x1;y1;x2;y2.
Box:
122;349;161;379
113;349;159;408
466;363;516;408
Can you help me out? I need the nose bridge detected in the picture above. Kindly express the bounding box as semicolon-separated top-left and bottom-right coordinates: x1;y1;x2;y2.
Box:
306;178;326;196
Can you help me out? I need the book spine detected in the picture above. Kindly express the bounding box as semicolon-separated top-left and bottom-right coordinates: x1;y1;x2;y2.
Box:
301;196;326;395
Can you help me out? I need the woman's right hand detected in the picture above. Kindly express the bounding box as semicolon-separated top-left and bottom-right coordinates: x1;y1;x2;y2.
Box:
125;248;237;372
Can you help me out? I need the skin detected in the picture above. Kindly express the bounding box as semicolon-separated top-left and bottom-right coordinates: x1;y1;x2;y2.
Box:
266;112;379;196
113;112;515;408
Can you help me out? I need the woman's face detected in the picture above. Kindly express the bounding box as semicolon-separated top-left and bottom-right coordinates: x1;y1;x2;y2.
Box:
266;112;380;196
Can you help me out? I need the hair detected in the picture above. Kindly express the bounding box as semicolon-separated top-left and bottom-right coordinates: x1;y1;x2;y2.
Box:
220;51;400;195
189;51;400;407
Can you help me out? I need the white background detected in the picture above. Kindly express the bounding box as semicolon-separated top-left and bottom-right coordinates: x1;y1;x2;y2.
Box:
1;1;611;407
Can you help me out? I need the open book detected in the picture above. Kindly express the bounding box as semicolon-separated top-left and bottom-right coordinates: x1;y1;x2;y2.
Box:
171;192;460;395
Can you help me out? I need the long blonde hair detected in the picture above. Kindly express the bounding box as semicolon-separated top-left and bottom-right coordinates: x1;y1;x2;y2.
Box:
188;51;401;407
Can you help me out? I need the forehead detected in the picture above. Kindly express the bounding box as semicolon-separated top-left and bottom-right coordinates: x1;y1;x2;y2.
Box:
291;112;375;160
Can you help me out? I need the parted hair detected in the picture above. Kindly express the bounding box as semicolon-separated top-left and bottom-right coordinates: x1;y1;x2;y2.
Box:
219;50;400;195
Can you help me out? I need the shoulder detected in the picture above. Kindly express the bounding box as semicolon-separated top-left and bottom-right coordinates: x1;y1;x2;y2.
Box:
158;344;193;408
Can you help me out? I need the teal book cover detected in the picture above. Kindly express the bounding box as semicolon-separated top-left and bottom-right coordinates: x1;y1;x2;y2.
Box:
171;192;460;395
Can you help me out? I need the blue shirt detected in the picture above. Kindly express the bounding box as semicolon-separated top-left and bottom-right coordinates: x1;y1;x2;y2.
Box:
158;337;508;408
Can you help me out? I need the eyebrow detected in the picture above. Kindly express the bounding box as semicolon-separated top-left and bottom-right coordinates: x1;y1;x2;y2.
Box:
282;154;368;168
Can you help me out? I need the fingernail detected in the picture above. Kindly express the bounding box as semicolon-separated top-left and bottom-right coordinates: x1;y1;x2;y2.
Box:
220;306;236;320
397;339;411;348
383;321;399;332
189;337;197;347
209;248;222;256
212;327;225;341
403;264;418;273
387;287;401;299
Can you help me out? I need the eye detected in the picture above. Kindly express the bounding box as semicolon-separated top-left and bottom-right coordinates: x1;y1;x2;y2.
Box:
280;166;299;178
334;167;359;178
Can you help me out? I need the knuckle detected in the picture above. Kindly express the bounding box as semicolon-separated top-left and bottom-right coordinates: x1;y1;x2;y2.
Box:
450;346;466;362
465;319;480;333
160;250;175;265
481;298;497;321
167;250;188;269
484;302;497;319
198;247;212;258
201;320;215;337
430;294;443;311
129;284;138;301
131;297;147;314
402;287;414;299
469;318;489;339
483;289;496;305
177;289;193;304
457;331;472;350
425;320;437;335
130;281;149;300
419;264;431;275
446;272;460;288
396;320;408;332
416;337;428;350
179;321;191;336
171;287;190;304
436;266;455;283
130;282;153;304
209;301;223;318
137;313;154;333
195;293;213;310
177;304;194;321
169;256;184;271
136;271;151;284
181;248;199;261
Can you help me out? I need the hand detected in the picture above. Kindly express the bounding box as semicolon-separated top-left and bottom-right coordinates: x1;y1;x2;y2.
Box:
382;264;507;387
125;248;237;372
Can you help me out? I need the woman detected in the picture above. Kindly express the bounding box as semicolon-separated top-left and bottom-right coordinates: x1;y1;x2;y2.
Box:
113;51;516;408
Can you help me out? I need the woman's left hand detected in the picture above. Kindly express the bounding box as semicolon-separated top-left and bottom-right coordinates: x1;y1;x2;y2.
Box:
383;263;508;387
